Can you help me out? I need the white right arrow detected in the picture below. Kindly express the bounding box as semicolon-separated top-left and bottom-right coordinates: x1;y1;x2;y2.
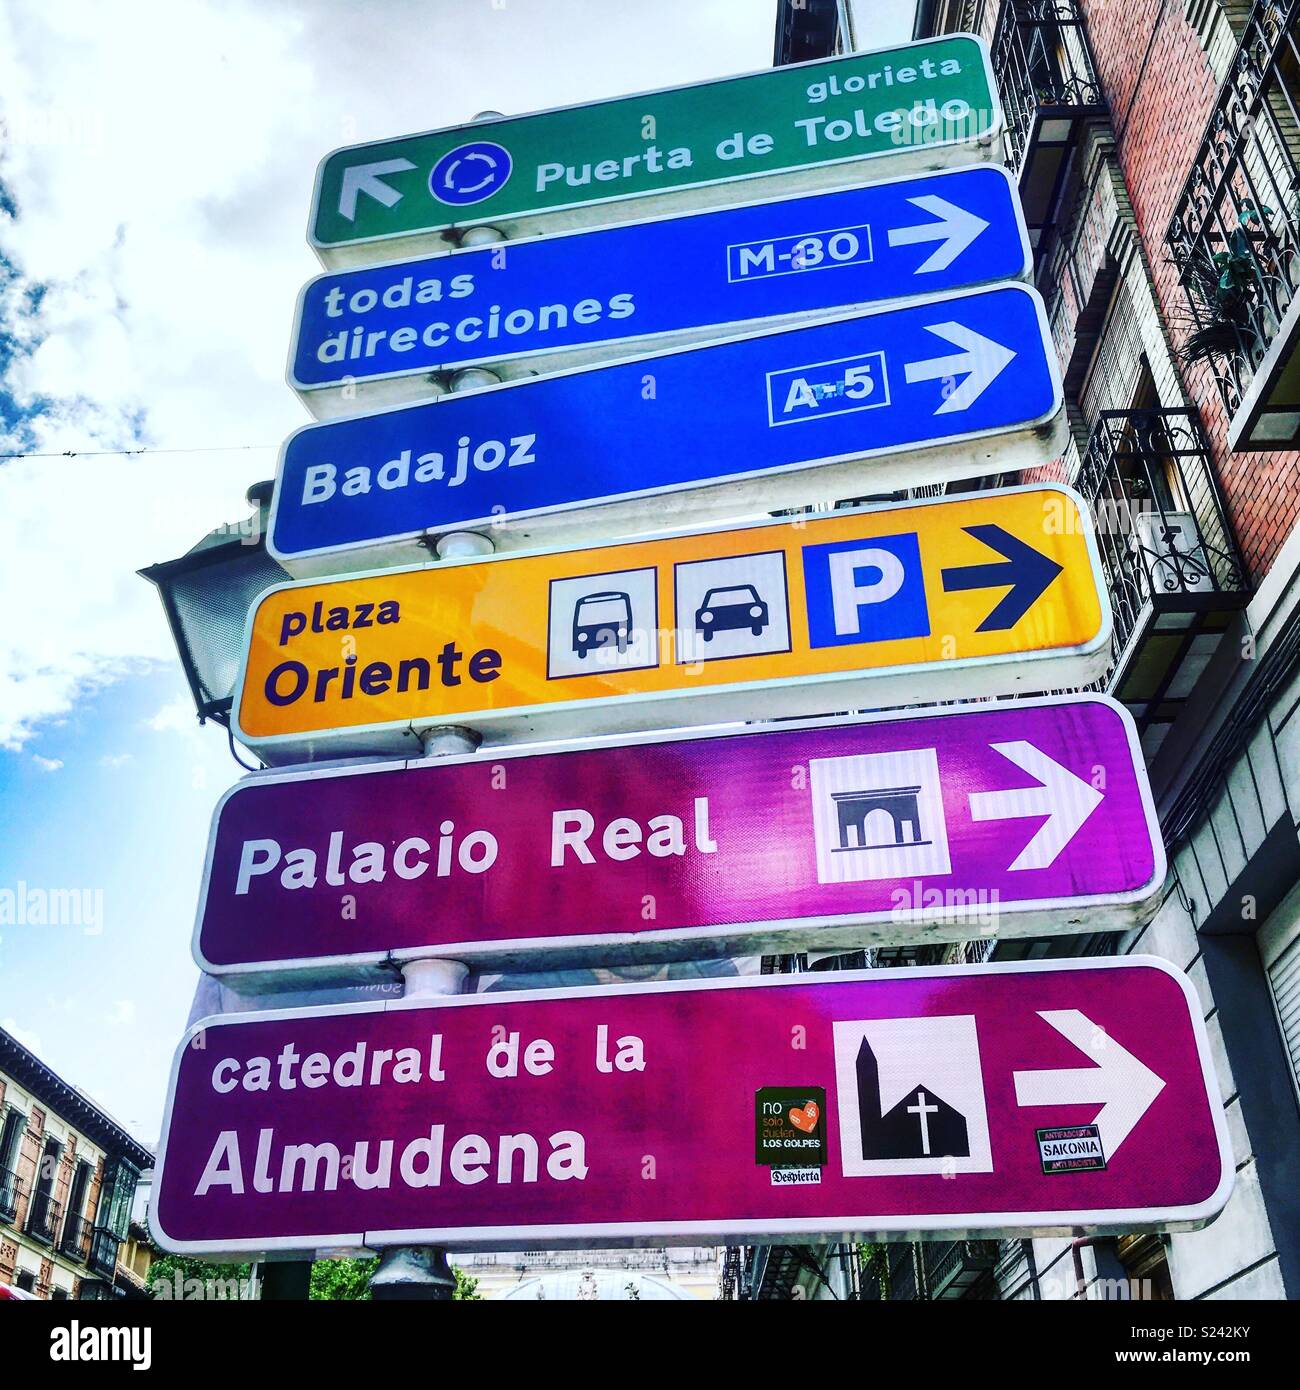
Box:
1014;1010;1166;1161
338;158;417;221
887;195;990;273
967;740;1104;871
903;321;1016;413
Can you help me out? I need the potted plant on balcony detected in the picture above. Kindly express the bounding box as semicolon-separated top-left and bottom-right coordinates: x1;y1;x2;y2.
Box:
1174;202;1278;369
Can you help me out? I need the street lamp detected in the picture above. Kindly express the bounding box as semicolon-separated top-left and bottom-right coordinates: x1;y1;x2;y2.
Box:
138;480;287;732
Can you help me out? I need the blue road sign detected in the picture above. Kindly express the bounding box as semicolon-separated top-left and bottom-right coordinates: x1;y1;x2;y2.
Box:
268;282;1064;575
288;165;1030;416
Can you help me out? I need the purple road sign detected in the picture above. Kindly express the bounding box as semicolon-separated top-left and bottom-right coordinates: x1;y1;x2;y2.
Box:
195;697;1164;982
150;959;1231;1254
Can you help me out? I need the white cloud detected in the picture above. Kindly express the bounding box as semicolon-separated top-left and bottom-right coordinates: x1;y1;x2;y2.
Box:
1;1017;43;1055
31;753;63;772
99;752;133;769
0;0;314;748
105;999;137;1027
146;696;199;735
0;0;783;749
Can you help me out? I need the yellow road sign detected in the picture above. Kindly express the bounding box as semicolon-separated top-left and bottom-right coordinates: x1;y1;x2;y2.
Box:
234;484;1109;760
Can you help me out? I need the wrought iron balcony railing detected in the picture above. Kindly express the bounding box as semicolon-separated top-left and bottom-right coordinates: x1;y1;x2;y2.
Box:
1167;0;1300;439
886;1245;921;1301
0;1164;24;1224
1076;408;1247;660
923;1239;1000;1298
993;0;1105;168
1075;408;1250;743
991;0;1106;253
24;1190;62;1245
859;1246;888;1300
59;1212;93;1262
88;1225;123;1280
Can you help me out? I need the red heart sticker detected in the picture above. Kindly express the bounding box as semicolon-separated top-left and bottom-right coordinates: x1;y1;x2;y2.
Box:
789;1101;820;1134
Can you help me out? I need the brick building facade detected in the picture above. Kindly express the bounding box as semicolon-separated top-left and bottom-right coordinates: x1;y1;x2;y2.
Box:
730;0;1300;1302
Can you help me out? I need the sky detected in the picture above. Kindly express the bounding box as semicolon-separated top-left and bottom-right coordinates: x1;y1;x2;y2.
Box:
0;0;916;1144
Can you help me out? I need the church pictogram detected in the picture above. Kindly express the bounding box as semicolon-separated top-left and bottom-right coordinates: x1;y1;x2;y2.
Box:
832;1014;993;1177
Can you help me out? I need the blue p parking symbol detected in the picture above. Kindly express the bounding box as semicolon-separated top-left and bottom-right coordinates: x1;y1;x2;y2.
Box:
801;534;930;648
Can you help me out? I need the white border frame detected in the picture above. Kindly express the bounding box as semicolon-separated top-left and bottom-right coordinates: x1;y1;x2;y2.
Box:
307;34;1006;265
147;956;1234;1258
205;692;1166;986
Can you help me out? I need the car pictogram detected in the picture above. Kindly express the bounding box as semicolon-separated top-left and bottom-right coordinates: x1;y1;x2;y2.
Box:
695;584;769;640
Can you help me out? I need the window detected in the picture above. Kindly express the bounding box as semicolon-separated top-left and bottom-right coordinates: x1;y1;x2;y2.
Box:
1260;885;1300;1103
27;1136;62;1242
95;1157;139;1239
69;1158;91;1215
0;1108;26;1221
14;1269;35;1293
60;1158;94;1258
0;1107;23;1168
1115;1234;1175;1299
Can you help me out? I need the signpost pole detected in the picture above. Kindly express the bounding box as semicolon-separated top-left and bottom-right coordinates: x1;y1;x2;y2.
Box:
424;369;502;560
369;724;477;1301
455;111;508;249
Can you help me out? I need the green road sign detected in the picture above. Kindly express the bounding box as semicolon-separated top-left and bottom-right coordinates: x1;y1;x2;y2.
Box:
310;34;1002;265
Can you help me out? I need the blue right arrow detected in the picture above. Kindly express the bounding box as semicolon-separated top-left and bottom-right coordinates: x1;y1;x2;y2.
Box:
941;524;1063;631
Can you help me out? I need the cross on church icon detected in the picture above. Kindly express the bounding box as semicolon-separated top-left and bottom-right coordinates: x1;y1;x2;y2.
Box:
832;1015;993;1177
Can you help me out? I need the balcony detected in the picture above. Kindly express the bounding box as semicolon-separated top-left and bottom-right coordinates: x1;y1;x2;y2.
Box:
859;1247;887;1300
1075;408;1250;756
886;1245;921;1301
0;1165;24;1225
24;1191;62;1246
1167;0;1300;448
991;0;1107;253
59;1213;93;1263
923;1240;1000;1298
745;1244;806;1300
773;0;840;66
88;1225;123;1280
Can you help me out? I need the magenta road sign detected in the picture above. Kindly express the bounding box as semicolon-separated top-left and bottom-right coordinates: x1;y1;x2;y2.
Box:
194;697;1164;983
149;959;1231;1255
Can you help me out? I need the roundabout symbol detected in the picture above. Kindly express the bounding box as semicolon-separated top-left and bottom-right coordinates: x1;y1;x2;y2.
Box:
430;140;513;206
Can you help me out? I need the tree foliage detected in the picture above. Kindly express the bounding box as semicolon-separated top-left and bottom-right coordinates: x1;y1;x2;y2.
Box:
147;1252;480;1300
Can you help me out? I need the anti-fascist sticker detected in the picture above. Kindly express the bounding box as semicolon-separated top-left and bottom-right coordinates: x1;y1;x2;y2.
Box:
1036;1123;1106;1174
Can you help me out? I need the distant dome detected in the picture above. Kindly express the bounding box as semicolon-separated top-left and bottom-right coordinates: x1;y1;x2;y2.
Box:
500;1269;694;1300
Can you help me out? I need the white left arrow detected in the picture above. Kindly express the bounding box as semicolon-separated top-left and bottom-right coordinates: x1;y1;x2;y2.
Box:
338;158;417;221
887;195;990;273
903;321;1016;414
1014;1010;1166;1161
967;740;1103;871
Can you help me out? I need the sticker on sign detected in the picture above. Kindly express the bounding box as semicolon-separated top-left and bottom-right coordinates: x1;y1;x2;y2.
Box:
148;959;1230;1256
